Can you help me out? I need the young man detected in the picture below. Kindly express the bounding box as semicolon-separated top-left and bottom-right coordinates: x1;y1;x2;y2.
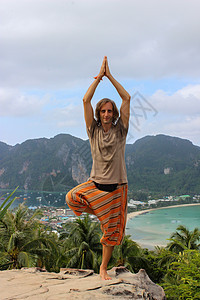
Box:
66;56;130;280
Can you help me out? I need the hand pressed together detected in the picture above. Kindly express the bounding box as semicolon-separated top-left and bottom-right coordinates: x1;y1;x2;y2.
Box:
94;56;112;81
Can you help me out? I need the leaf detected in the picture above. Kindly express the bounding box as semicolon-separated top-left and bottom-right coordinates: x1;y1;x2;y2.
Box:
0;187;19;221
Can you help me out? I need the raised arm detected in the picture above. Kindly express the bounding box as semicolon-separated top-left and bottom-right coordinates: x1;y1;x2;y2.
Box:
83;57;106;129
105;57;131;129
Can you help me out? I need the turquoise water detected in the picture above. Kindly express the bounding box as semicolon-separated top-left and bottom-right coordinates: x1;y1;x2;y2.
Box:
126;205;200;249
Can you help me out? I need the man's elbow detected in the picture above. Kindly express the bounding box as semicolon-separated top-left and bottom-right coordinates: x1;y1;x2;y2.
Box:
124;94;131;102
83;97;91;104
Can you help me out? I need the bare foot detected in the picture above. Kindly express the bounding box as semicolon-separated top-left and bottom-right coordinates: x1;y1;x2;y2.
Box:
100;266;112;280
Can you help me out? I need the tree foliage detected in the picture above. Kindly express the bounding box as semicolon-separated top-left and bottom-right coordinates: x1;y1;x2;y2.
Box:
60;214;102;272
167;225;200;253
0;203;58;270
1;202;200;300
162;250;200;299
0;187;18;221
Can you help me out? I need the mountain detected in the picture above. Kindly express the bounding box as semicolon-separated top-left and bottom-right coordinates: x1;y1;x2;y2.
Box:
0;134;92;192
125;134;200;194
0;134;200;194
0;142;12;161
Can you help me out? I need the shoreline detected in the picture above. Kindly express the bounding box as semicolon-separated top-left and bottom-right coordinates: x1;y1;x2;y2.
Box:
127;203;200;221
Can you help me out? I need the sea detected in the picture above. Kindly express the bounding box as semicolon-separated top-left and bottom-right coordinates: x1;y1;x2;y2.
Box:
126;205;200;249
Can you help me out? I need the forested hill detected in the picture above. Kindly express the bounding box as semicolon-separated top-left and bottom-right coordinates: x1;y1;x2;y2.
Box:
125;134;200;194
0;134;200;194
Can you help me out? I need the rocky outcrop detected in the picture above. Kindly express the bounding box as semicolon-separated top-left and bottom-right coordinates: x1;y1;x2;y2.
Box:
0;267;166;299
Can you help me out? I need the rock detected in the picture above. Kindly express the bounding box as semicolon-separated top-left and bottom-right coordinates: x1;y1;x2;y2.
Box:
0;267;166;299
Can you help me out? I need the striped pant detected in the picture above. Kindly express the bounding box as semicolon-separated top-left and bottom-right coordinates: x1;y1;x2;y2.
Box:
66;180;128;246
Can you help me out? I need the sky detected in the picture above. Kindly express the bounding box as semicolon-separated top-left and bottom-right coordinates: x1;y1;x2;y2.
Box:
0;0;200;147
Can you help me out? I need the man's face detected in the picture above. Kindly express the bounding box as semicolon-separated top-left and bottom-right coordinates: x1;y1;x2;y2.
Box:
100;102;113;125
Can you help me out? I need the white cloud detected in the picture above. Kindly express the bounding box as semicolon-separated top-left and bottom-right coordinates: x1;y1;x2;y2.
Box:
1;0;200;146
128;113;200;147
156;116;200;146
47;102;84;128
0;0;200;88
150;84;200;115
126;84;200;146
0;88;47;117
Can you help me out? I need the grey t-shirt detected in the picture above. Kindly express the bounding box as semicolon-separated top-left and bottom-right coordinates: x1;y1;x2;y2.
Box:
87;117;128;184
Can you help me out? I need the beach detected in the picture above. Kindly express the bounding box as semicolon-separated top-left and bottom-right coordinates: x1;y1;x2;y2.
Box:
127;203;200;221
126;203;200;249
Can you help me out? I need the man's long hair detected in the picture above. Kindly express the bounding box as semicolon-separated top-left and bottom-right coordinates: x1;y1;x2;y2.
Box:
95;98;119;125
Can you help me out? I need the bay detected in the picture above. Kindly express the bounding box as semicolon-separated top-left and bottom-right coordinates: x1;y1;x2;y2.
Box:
126;205;200;249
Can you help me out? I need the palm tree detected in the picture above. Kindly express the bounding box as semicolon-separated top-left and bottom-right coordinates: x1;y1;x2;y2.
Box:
60;214;102;272
154;246;178;269
111;235;140;272
167;225;200;253
0;203;58;270
111;235;149;273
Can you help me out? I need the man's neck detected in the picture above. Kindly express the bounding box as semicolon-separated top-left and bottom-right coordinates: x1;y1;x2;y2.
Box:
101;123;112;132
